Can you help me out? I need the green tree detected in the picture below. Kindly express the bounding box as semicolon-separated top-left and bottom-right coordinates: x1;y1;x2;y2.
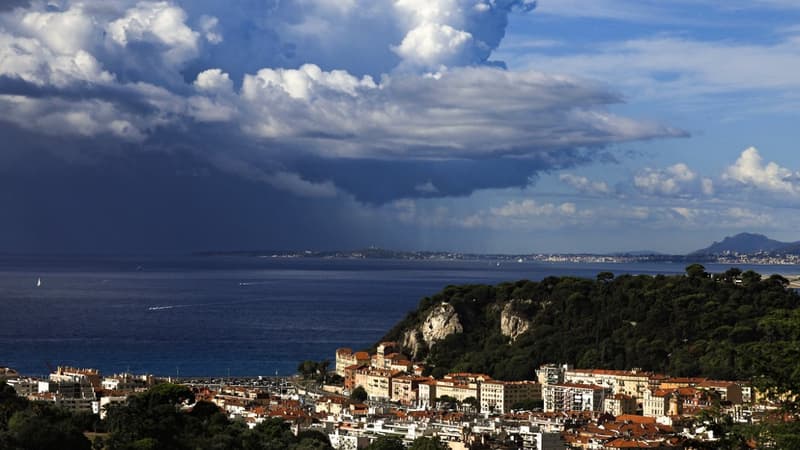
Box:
296;430;330;446
297;360;332;383
767;274;790;288
723;267;742;283
408;436;447;450
461;396;478;411
350;386;368;403
0;381;28;429
366;435;405;450
511;399;544;411
243;418;296;450
6;404;91;450
686;264;707;278
596;272;615;282
741;270;762;286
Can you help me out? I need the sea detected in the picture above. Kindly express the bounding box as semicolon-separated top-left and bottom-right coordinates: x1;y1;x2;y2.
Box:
0;255;796;378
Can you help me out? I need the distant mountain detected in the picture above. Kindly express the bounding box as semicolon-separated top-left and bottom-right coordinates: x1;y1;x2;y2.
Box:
691;233;796;255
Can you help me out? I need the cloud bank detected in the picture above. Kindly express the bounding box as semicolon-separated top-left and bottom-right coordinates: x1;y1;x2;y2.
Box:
0;0;685;227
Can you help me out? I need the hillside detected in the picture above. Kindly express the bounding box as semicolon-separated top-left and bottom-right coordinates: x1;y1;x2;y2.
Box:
691;232;794;255
380;266;800;384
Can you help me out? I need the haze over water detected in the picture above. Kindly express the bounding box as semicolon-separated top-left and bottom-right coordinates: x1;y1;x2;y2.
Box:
0;255;794;377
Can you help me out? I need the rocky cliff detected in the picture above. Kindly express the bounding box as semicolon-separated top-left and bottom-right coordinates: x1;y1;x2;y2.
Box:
401;302;463;359
500;300;531;342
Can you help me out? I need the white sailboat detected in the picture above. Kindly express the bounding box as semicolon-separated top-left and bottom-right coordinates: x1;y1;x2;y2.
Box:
36;277;41;287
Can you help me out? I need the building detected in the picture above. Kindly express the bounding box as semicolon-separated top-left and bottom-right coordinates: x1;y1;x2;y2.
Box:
51;366;101;391
542;383;605;412
33;366;99;412
315;396;350;416
373;342;400;369
643;389;680;418
6;378;38;397
435;373;490;404
29;391;98;413
386;356;412;373
101;373;152;392
696;380;743;404
335;348;371;377
480;380;542;414
658;377;707;390
603;394;638;416
391;376;431;406
344;364;368;392
564;368;654;404
740;384;753;403
418;381;436;408
536;364;568;386
364;369;399;401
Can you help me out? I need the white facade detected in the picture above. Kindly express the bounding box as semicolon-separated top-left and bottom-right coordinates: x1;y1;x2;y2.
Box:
542;383;604;412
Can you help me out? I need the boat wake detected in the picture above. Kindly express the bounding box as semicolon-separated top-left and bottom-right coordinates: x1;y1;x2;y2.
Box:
238;281;269;286
147;305;179;311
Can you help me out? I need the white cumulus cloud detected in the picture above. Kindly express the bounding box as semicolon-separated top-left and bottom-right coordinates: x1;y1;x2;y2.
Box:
634;163;712;197
723;146;799;194
559;173;611;195
107;1;201;67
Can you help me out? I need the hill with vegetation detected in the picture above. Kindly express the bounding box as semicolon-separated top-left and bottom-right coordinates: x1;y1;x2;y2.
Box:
380;265;800;390
691;232;797;255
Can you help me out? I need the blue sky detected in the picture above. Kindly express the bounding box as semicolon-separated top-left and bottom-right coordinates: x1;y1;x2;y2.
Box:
1;0;799;254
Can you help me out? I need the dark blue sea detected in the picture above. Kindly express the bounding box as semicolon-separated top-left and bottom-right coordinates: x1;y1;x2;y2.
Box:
0;255;795;377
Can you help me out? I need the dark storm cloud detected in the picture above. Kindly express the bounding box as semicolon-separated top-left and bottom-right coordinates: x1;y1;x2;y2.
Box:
293;152;592;204
0;149;382;253
0;75;159;115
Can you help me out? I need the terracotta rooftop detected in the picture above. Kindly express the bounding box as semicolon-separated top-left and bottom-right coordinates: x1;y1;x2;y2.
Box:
552;382;605;390
604;438;664;448
615;414;656;424
570;368;651;377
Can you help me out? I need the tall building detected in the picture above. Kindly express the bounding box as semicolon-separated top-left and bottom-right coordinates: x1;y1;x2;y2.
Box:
542;383;605;412
480;380;542;414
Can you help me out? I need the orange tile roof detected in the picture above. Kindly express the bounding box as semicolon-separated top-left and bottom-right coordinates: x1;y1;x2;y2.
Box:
697;380;736;388
664;377;706;384
677;387;699;397
604;438;663;448
651;389;675;397
571;368;651;377
615;414;656;424
553;382;605;390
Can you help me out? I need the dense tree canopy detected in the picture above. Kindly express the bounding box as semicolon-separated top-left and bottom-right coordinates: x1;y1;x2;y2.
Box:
366;435;406;450
0;382;91;450
297;360;332;383
103;384;332;450
382;266;800;383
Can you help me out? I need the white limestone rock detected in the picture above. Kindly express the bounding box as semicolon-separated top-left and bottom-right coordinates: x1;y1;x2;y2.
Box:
402;302;463;359
500;300;532;342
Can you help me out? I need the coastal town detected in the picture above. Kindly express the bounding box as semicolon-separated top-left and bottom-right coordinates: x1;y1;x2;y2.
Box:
198;248;800;267
0;342;778;449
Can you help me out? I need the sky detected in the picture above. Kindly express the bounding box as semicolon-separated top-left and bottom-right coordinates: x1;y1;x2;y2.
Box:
1;0;799;254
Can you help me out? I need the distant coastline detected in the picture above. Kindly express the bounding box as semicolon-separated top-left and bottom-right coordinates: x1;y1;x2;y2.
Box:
193;247;800;266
